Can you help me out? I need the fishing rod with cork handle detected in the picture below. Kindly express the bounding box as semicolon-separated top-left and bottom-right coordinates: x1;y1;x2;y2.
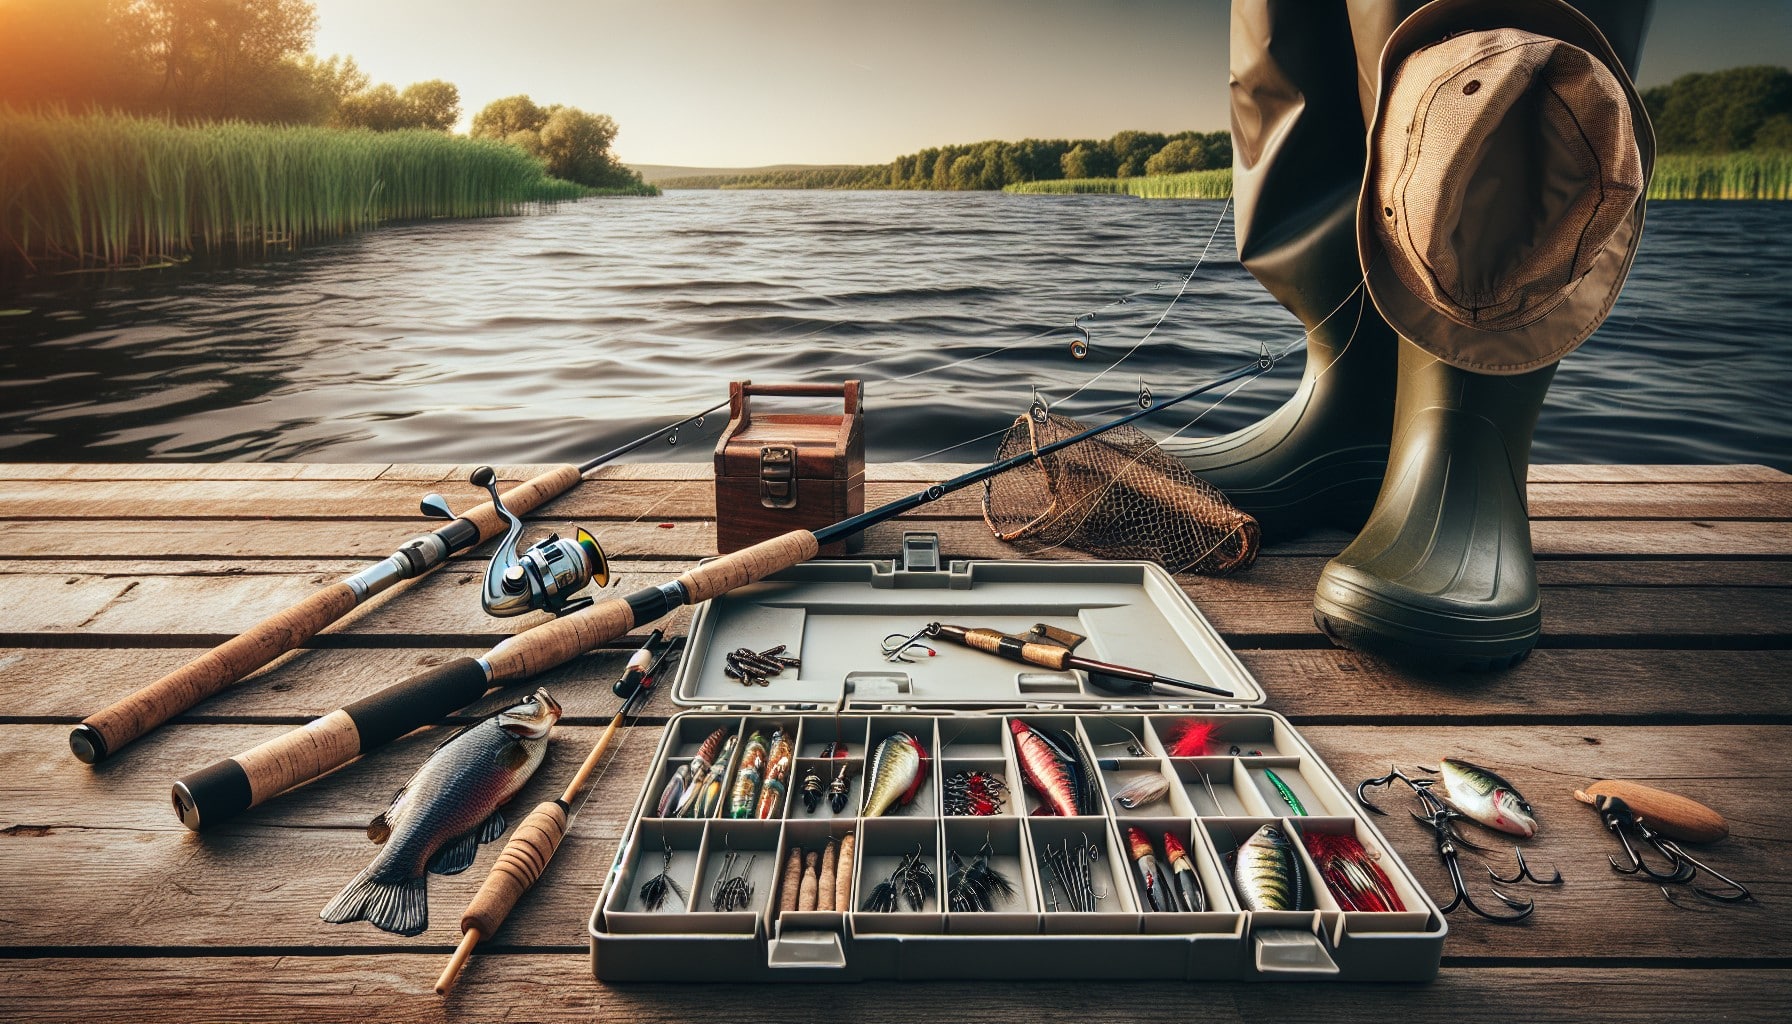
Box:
171;355;1272;832
68;401;727;766
435;629;678;996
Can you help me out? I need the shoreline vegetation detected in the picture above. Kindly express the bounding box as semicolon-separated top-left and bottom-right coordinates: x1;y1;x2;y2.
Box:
0;111;606;273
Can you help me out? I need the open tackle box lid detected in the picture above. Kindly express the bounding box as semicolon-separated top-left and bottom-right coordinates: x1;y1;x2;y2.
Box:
669;533;1268;713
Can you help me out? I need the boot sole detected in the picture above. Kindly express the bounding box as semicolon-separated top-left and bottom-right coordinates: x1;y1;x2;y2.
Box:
1313;581;1540;672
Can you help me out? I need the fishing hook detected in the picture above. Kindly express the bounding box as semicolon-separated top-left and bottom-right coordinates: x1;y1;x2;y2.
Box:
881;627;938;663
1488;847;1564;886
1361;767;1533;921
1654;837;1754;904
1593;796;1695;883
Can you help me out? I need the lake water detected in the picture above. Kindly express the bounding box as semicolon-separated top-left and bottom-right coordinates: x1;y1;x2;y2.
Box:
1;191;1787;469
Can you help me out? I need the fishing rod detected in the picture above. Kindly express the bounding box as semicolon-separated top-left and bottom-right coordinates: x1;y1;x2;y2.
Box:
170;353;1272;832
434;630;678;996
68;400;727;765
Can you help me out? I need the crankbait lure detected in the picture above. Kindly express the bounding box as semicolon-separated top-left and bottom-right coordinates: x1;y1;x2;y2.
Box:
1126;827;1171;912
1011;719;1081;817
1162;832;1205;912
1233;824;1307;912
673;728;732;818
1436;758;1538;837
863;732;928;817
728;731;769;818
319;689;560;936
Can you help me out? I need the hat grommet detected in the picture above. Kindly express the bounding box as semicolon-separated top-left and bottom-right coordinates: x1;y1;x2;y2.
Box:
1462;79;1481;95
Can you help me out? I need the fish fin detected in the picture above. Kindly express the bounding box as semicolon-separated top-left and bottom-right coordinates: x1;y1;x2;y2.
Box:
366;813;391;845
501;738;531;772
427;832;481;876
320;866;428;936
474;809;507;845
899;733;930;806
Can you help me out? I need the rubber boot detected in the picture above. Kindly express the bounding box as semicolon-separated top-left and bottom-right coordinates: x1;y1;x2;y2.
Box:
1312;340;1555;671
1166;299;1398;538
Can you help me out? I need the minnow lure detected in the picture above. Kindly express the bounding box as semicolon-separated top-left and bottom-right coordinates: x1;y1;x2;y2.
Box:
688;734;737;818
863;732;927;817
1162;832;1205;912
1126;827;1170;912
655;765;690;818
1233;824;1307;912
1011;719;1079;817
1263;768;1308;816
728;731;769;818
756;730;792;819
1436;758;1538;837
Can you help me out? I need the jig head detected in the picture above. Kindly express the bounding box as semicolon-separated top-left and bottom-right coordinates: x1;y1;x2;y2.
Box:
424;466;610;617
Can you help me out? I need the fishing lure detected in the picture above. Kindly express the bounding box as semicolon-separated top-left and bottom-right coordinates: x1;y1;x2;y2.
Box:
1126;827;1171;912
800;766;826;813
655;765;690;818
1435;758;1539;837
943;769;1008;816
863;732;928;817
1263;768;1308;816
1108;767;1170;810
674;728;732;818
828;761;853;813
756;730;793;819
946;840;1017;913
688;734;738;818
637;836;688;912
1165;719;1217;758
1233;824;1307;912
1010;719;1081;816
1302;832;1406;913
728;731;769;818
1162;832;1205;912
319;688;560;936
860;846;936;913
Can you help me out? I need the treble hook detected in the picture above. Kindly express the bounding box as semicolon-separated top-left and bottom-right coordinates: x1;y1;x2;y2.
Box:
1415;792;1535;922
881;626;938;663
1593;796;1694;883
1654;836;1754;904
1356;764;1429;814
1488;847;1563;886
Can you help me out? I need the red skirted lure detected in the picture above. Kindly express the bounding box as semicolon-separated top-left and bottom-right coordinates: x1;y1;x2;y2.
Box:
1126;827;1170;912
1011;719;1080;817
1301;832;1406;913
1165;720;1217;758
1161;832;1206;912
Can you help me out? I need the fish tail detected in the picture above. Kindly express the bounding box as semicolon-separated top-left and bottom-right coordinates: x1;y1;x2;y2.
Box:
320;863;429;936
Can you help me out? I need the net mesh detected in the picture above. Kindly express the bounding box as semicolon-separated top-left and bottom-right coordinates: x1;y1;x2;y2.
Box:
980;411;1260;575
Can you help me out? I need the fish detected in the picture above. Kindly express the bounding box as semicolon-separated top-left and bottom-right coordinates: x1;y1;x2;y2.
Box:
1010;719;1078;817
863;731;928;816
756;729;792;819
1233;824;1307;912
728;730;769;818
320;688;560;936
688;734;737;818
1436;758;1538;837
1126;827;1170;912
1163;832;1205;912
672;728;730;818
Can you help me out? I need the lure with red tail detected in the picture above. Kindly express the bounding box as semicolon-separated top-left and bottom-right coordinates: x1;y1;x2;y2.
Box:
1162;832;1205;912
863;731;928;816
1010;719;1080;817
1126;827;1170;912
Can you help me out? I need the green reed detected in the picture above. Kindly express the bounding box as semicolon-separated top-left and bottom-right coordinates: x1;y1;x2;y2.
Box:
0;110;590;270
1005;169;1234;199
1648;151;1792;200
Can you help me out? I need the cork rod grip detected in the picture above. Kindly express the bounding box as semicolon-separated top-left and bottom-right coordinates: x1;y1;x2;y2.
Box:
73;582;360;763
459;801;569;937
484;598;636;682
676;531;820;604
462;465;583;540
960;627;1071;670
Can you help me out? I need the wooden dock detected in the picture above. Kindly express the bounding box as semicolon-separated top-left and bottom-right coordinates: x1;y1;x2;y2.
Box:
1;461;1787;1022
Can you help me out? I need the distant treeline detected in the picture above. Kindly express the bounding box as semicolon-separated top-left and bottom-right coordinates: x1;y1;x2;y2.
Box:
659;130;1233;191
1643;66;1792;153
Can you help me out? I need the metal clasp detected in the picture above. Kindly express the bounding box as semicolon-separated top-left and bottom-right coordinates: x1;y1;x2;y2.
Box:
760;445;797;508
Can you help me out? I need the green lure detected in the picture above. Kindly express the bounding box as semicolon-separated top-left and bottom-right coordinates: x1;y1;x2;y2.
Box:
1263;768;1307;816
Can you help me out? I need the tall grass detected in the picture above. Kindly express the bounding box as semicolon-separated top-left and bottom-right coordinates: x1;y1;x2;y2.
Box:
1006;168;1233;199
0;110;590;271
1648;150;1792;200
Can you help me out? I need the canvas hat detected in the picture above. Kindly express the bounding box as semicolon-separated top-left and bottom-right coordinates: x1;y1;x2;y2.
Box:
1358;0;1655;374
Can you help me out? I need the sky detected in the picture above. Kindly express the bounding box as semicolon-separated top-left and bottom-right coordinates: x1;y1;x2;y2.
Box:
311;0;1792;167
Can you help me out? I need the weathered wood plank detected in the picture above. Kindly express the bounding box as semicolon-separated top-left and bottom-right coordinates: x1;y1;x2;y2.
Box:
3;515;1789;561
2;958;1789;1024
7;477;1787;522
8;646;1790;724
1;724;1785;959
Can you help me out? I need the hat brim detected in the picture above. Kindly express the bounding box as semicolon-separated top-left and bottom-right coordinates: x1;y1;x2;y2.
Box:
1356;0;1656;375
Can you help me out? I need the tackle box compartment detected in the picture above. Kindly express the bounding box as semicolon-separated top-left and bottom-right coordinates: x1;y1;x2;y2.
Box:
589;538;1446;982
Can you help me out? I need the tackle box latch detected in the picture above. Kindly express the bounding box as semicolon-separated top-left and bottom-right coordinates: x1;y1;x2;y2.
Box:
759;445;798;509
899;531;941;572
766;927;847;969
1252;927;1340;976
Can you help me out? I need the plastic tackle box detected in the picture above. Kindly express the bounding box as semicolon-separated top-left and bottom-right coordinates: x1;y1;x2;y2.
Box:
589;537;1446;982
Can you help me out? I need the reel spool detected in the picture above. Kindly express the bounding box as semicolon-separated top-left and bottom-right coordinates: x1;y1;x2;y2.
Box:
422;466;610;617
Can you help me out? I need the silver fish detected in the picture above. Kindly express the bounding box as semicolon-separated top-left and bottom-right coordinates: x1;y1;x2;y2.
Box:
1233;824;1306;912
320;688;560;936
1437;758;1539;837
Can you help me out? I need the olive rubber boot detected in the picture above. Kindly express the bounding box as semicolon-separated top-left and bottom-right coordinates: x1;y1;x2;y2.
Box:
1165;300;1398;538
1313;340;1555;670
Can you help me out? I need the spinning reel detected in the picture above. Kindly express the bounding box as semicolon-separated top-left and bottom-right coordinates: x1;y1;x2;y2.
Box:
422;466;610;617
